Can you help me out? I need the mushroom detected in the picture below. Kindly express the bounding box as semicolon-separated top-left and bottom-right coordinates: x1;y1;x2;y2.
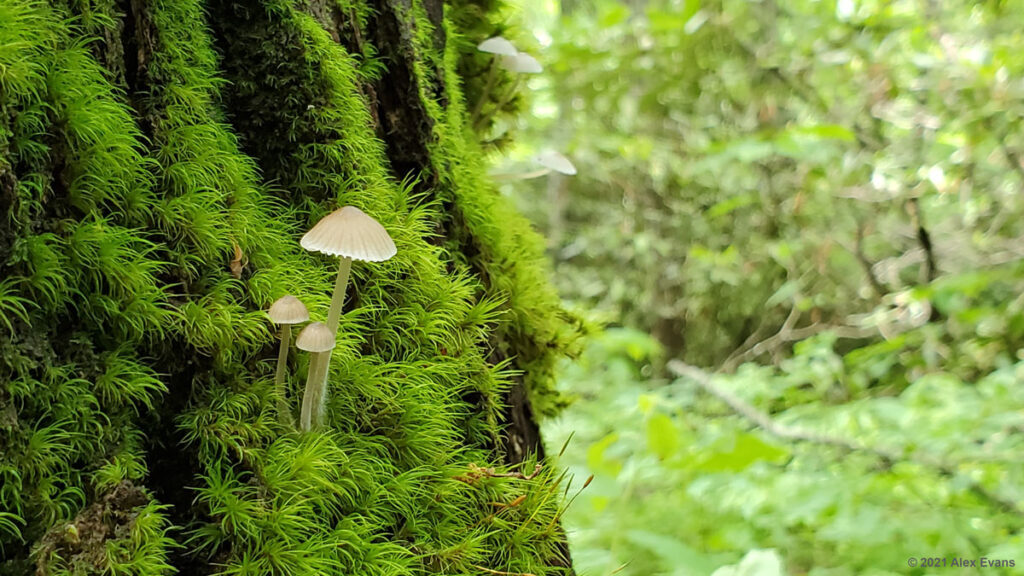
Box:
296;322;337;431
471;36;543;129
475;52;543;129
300;206;396;426
268;295;309;425
477;36;518;56
501;52;543;74
491;151;578;181
535;151;577;175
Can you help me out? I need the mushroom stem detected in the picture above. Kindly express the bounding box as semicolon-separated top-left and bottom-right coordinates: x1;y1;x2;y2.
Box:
300;351;327;431
305;256;353;429
274;325;294;426
326;257;353;334
471;60;499;130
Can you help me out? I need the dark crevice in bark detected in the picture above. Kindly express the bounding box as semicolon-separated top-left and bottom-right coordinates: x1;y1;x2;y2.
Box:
0;326;33;571
360;0;456;255
120;0;158;140
141;351;216;575
207;1;335;204
421;0;446;52
355;0;551;478
303;0;384;132
304;0;344;43
101;10;129;88
365;0;443;182
503;377;545;463
0;160;18;267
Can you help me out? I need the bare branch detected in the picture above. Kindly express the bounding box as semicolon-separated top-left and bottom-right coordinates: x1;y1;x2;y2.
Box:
723;316;880;371
668;360;876;453
853;221;888;297
906;198;937;283
723;304;801;371
666;360;1022;515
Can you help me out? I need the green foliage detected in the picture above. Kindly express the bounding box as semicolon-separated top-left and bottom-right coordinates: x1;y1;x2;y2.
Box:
512;0;1024;367
549;320;1024;575
505;1;1024;573
1;0;579;574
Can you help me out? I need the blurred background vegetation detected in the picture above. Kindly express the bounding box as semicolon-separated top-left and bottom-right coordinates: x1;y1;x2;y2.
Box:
476;0;1024;573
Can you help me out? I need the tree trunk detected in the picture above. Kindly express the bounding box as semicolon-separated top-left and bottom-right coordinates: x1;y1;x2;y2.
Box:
0;1;580;574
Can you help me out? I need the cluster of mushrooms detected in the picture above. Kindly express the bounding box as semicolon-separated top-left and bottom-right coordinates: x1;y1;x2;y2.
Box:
267;206;396;431
475;36;578;179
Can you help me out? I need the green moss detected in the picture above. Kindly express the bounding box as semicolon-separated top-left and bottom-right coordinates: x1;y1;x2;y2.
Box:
1;8;171;569
445;0;528;140
386;0;585;416
0;0;579;574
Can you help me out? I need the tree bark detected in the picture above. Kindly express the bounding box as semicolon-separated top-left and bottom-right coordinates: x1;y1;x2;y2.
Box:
0;1;579;574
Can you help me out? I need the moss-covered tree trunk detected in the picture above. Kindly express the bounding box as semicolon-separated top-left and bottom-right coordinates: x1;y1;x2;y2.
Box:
0;1;580;574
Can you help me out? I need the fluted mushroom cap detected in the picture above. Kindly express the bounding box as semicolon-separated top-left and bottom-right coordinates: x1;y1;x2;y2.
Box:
300;206;397;262
535;151;577;175
268;295;310;324
295;322;336;353
501;52;543;74
477;36;518;56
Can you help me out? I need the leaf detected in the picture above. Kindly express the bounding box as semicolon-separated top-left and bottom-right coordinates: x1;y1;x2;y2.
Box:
587;432;623;476
707;194;756;219
789;124;856;142
696;432;789;472
625;530;716;575
647;413;681;460
722;139;775;163
647;8;690;34
598;4;630;27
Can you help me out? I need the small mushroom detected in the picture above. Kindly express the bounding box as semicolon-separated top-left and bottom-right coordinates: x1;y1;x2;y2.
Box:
491;151;578;181
501;52;543;74
296;322;336;431
300;206;396;427
535;151;577;175
471;37;542;129
268;295;309;425
477;36;518;56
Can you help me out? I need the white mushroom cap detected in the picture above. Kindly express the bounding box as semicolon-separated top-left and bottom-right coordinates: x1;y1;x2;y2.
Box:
501;52;543;74
300;206;397;262
535;151;577;175
268;295;310;324
477;36;518;56
295;322;336;352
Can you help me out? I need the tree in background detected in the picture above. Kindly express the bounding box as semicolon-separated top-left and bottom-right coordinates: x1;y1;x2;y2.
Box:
0;1;581;574
496;0;1024;574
